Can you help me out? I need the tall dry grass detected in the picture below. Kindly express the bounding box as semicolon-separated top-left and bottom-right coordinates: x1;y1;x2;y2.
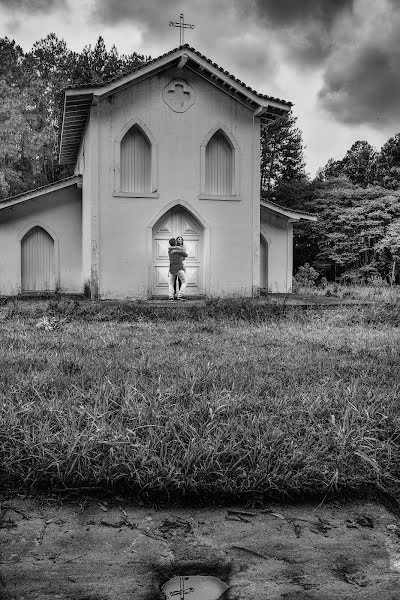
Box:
1;299;400;505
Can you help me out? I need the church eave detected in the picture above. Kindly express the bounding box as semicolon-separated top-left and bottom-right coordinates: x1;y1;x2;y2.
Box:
260;200;317;222
0;176;82;209
59;93;93;165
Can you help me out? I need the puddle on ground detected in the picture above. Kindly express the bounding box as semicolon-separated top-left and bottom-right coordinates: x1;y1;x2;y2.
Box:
161;575;228;600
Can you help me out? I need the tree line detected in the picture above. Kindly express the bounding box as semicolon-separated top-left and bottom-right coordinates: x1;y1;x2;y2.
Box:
261;113;400;284
1;34;399;283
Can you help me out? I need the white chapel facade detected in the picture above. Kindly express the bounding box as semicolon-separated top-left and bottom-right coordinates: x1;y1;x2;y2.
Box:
0;45;315;298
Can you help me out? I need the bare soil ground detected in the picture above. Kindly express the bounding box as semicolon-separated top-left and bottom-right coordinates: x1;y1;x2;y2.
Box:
2;495;400;599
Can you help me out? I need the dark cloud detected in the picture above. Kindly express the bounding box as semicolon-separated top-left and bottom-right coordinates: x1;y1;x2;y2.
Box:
236;0;355;64
249;0;354;27
245;0;400;129
319;30;400;128
220;35;278;78
92;0;185;37
0;0;65;12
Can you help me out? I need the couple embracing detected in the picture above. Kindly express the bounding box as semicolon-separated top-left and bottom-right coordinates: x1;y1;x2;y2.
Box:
168;235;187;301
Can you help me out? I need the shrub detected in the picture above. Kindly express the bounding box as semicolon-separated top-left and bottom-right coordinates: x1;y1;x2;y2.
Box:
295;263;320;287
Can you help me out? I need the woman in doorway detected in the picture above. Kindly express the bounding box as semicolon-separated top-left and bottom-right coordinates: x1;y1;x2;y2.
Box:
174;236;186;296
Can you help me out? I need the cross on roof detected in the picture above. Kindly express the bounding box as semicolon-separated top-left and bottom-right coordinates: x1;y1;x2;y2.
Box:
169;13;195;46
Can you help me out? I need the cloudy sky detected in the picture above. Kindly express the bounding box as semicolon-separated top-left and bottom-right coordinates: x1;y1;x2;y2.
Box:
1;0;399;177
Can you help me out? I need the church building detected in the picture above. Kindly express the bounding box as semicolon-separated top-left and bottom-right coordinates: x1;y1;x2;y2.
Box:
0;45;316;299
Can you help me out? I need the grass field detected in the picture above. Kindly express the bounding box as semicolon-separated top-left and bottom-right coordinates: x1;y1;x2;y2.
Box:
1;298;400;505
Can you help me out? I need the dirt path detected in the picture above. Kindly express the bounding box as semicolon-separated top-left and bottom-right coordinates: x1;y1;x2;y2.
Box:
1;495;400;599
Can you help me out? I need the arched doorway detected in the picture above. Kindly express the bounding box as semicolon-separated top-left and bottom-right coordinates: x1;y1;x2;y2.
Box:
260;234;268;290
152;207;203;296
21;226;55;292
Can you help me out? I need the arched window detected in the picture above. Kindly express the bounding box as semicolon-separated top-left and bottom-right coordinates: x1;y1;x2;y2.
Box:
21;226;55;292
120;125;151;193
205;130;234;196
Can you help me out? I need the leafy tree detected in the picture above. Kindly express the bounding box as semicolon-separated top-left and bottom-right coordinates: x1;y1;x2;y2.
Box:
0;37;24;83
341;141;377;187
0;34;149;199
375;218;400;282
316;158;343;182
373;133;400;190
293;178;400;281
320;134;400;191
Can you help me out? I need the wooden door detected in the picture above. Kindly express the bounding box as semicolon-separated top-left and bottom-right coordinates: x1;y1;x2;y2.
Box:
21;226;55;292
153;208;203;296
260;234;268;290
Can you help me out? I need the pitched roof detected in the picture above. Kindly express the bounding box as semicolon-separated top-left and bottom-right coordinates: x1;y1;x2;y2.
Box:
0;176;82;210
65;44;292;106
260;199;317;222
60;44;292;165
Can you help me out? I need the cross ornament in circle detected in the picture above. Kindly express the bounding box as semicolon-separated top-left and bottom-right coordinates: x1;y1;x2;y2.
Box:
169;13;195;45
168;83;190;108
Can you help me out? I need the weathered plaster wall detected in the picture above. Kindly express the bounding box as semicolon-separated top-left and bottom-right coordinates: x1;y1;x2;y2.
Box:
260;211;291;293
0;187;82;295
93;66;260;298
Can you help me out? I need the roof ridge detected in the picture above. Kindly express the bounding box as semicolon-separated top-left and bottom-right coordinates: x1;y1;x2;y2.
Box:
64;44;292;106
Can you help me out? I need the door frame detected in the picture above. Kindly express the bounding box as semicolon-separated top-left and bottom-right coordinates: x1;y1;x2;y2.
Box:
260;233;268;290
18;221;60;293
146;199;210;298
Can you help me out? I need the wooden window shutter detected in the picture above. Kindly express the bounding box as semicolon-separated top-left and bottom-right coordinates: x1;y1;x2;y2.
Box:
121;125;151;193
205;131;233;195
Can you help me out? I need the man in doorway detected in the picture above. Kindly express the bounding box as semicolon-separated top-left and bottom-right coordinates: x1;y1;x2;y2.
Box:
168;237;188;301
174;236;186;296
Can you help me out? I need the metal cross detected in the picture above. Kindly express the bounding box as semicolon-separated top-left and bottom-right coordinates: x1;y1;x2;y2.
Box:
169;578;194;599
169;13;195;46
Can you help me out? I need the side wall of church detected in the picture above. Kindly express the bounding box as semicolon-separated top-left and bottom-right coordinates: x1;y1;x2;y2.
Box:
92;66;261;298
260;211;293;293
0;187;82;295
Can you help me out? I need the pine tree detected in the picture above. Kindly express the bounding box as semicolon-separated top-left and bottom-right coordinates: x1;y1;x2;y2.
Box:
260;112;305;194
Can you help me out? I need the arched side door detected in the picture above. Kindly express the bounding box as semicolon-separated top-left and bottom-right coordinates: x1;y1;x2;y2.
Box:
153;207;203;296
260;234;268;290
21;226;55;292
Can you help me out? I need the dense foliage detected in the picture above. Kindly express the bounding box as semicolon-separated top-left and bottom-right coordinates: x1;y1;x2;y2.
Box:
317;136;400;190
0;34;148;199
292;178;400;282
260;108;400;283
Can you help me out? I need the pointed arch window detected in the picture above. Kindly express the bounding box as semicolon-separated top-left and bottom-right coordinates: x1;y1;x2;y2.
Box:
205;130;233;195
121;125;151;193
114;119;158;198
200;126;239;200
21;226;55;292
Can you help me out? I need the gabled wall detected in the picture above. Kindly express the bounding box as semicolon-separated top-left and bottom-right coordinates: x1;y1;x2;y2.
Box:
86;65;261;298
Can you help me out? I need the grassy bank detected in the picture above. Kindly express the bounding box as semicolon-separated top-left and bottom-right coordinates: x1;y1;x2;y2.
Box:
1;299;400;505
